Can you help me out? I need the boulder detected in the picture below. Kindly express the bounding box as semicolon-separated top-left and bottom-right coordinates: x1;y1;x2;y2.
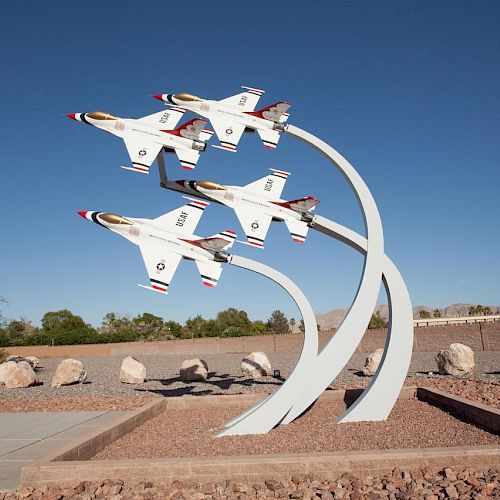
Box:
120;356;146;384
25;356;40;368
362;348;384;376
6;355;26;363
51;359;87;387
5;355;39;368
179;358;208;382
0;361;18;385
435;343;475;377
3;361;38;389
241;352;272;379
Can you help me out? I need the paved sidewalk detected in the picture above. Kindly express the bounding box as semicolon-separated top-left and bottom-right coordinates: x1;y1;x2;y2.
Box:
0;411;128;491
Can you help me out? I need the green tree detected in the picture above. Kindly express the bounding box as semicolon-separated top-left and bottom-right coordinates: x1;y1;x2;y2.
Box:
483;306;493;315
433;309;441;318
184;315;209;338
266;310;289;334
36;309;97;345
215;308;251;331
299;319;305;334
251;320;269;335
368;312;388;329
164;320;183;338
419;310;431;319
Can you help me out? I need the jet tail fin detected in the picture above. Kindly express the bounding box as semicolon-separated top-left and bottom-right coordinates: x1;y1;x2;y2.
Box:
163;118;208;140
248;101;291;123
191;230;237;252
272;196;320;213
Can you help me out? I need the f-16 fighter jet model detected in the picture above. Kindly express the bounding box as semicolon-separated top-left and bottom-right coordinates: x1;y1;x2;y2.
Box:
76;198;236;293
173;169;319;248
153;87;290;153
67;109;213;173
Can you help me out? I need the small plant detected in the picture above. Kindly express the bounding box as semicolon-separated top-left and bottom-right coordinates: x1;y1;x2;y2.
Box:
0;348;7;363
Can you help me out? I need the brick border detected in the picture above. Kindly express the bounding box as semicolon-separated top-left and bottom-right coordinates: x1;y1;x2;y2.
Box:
21;387;500;487
41;398;167;462
22;446;500;487
417;387;500;435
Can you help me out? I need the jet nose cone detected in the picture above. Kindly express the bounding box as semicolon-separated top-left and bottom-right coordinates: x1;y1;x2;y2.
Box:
67;113;77;120
76;211;88;219
153;94;164;101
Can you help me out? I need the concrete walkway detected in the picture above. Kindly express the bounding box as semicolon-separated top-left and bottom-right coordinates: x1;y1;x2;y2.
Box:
0;411;128;491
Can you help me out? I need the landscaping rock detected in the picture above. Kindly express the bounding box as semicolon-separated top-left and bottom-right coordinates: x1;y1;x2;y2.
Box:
435;343;475;377
362;348;384;376
0;361;17;385
119;356;146;384
6;355;27;363
25;356;40;368
241;352;272;379
3;361;38;388
179;358;208;382
51;359;87;387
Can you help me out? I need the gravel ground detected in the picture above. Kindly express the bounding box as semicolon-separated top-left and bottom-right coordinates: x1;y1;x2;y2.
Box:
0;396;156;412
0;352;498;402
4;467;499;499
93;398;500;460
4;468;499;499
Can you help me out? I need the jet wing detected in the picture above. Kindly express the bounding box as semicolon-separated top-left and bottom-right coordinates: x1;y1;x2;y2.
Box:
242;169;290;198
219;86;265;112
122;137;163;174
136;108;185;130
195;260;223;287
256;129;282;150
174;148;201;170
151;197;208;235
137;241;182;294
234;207;272;248
209;116;246;152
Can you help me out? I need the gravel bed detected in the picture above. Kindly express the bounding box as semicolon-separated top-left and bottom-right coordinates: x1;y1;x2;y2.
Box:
92;397;500;460
0;396;157;412
0;352;498;409
5;467;499;499
4;467;499;499
412;378;500;408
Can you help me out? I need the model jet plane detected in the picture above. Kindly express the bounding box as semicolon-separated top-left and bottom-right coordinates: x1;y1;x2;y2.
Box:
67;109;213;173
173;169;319;248
153;87;290;153
77;198;236;293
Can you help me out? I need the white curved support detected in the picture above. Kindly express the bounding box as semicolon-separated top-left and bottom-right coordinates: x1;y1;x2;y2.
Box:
279;125;386;425
220;125;386;435
217;254;319;436
311;215;413;423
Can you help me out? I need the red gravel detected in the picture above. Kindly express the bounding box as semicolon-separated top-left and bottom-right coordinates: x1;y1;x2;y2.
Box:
0;396;159;412
93;397;500;460
334;378;500;409
4;467;500;499
414;378;500;408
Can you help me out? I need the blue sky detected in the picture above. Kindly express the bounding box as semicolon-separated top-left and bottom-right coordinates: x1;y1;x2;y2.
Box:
0;1;499;326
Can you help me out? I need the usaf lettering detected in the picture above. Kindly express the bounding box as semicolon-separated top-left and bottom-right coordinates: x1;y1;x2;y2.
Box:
264;178;274;191
238;95;248;107
176;211;189;227
159;112;170;124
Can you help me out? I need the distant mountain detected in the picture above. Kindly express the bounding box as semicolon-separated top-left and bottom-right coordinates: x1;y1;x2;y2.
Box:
315;303;500;331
